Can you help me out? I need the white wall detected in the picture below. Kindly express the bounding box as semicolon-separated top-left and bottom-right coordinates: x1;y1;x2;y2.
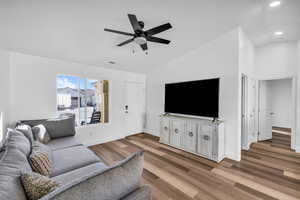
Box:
297;40;300;152
8;52;146;146
239;29;255;77
145;29;241;161
255;42;297;79
266;79;292;128
0;50;10;144
238;29;257;149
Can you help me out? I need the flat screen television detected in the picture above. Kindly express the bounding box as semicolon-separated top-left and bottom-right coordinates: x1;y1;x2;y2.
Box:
164;78;219;118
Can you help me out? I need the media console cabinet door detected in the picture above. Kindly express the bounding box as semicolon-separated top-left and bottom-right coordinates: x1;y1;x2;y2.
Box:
160;118;170;144
170;119;184;148
197;122;213;159
181;122;197;152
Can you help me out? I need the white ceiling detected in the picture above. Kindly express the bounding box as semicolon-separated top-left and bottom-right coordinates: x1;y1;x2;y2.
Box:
0;0;299;73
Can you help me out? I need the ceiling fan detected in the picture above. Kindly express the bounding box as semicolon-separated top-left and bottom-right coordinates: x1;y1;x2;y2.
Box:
104;14;172;52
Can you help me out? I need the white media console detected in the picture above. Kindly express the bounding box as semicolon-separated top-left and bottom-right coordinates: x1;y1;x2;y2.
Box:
160;114;225;162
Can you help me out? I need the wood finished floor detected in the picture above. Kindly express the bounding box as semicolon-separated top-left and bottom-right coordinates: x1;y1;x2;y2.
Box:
270;131;292;150
89;133;300;200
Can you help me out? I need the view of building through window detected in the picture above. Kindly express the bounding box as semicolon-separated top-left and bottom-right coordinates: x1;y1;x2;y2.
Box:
57;75;109;126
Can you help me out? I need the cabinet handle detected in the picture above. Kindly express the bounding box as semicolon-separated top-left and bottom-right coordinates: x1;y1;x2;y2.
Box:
174;128;179;133
164;126;168;131
203;135;210;140
189;132;193;137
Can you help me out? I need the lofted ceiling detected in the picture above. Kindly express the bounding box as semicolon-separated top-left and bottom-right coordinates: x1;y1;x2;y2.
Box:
0;0;299;73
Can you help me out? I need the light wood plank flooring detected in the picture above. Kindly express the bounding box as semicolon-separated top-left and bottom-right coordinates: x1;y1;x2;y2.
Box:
89;133;300;200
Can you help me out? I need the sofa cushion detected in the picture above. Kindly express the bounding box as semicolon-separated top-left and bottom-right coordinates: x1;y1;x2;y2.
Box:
32;124;51;144
52;162;108;186
6;129;31;157
43;118;76;139
21;172;60;200
16;124;34;145
47;136;82;151
19;119;48;127
0;144;32;200
51;146;101;177
40;151;144;200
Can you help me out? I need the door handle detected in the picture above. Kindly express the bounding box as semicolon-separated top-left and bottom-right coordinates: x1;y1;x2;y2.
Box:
174;129;179;133
203;135;210;140
164;126;168;131
189;132;193;137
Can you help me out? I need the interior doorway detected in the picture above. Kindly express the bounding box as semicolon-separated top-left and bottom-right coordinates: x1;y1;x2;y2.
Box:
257;78;294;150
241;74;258;150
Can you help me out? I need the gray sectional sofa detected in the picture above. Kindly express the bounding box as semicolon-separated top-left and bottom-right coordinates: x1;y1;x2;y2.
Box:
0;119;151;200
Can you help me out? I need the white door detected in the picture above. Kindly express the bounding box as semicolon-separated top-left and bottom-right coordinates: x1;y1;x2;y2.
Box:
124;82;146;136
170;119;184;148
258;81;272;141
181;122;197;152
241;75;248;149
248;78;257;144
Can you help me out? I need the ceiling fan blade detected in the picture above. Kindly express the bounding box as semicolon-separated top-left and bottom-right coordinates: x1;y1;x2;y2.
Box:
145;23;172;36
140;43;148;51
104;28;135;36
147;36;170;44
117;38;134;46
128;14;142;31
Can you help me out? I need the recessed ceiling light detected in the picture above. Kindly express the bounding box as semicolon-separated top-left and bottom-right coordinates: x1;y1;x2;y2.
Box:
269;1;281;8
274;31;284;36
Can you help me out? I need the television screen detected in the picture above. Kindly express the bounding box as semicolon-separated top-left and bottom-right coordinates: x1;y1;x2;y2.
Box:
164;78;219;118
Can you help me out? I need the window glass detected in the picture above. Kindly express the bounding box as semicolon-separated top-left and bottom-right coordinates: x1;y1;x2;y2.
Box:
57;75;79;125
57;75;109;126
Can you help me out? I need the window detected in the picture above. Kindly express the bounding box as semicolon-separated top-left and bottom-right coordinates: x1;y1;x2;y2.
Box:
57;75;109;126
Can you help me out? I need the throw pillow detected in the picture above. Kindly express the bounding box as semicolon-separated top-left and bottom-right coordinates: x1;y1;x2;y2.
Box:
16;124;34;144
43;117;76;139
6;129;31;157
21;172;60;200
32;141;53;164
32;124;51;144
29;141;52;176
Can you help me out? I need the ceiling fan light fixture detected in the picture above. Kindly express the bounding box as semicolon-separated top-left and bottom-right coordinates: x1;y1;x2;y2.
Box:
134;37;147;45
269;1;281;8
